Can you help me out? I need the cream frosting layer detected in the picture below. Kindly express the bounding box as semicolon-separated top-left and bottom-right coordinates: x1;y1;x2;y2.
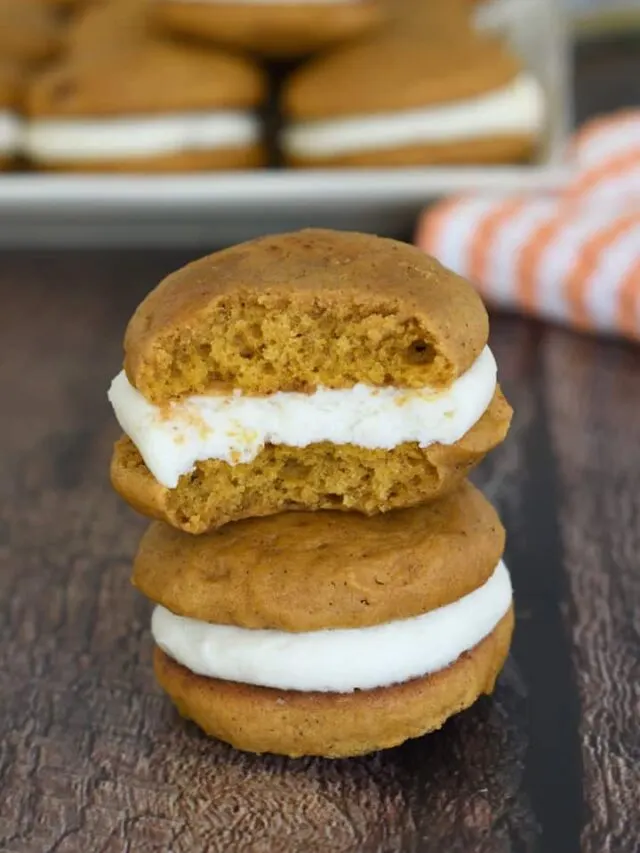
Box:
23;111;260;161
283;73;545;158
152;560;512;693
0;111;22;154
108;346;497;489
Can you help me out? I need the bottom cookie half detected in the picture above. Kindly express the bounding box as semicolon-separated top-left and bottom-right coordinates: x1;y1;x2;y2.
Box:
154;606;514;758
35;144;266;173
286;135;537;169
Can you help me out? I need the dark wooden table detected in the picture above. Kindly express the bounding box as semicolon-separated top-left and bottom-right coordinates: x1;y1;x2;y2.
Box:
1;39;639;853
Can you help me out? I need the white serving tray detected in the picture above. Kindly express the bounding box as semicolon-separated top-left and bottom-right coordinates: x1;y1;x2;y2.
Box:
0;0;572;248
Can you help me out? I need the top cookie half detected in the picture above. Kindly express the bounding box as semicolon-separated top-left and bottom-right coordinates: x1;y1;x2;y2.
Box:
124;229;488;401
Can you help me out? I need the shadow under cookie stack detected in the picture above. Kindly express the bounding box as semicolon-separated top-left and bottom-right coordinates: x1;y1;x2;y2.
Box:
108;228;514;758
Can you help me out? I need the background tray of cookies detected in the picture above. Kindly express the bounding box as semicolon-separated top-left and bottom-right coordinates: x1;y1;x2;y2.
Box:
0;0;571;247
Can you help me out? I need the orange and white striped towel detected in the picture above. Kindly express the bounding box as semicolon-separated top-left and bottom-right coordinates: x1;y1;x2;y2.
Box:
568;110;640;208
416;110;640;341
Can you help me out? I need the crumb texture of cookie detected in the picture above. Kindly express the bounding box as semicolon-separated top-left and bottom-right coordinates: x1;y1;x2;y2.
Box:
133;481;505;630
109;345;498;488
153;607;514;758
111;389;512;533
123;230;489;401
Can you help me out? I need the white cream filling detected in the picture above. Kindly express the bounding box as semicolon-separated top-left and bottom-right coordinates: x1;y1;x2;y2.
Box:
152;560;512;693
283;73;545;158
108;346;497;489
0;111;22;155
23;111;260;162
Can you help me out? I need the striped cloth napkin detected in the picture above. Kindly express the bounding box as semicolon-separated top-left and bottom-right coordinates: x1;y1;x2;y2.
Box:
416;110;640;341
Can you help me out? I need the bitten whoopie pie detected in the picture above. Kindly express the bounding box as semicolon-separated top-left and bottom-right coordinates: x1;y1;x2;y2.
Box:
108;229;512;532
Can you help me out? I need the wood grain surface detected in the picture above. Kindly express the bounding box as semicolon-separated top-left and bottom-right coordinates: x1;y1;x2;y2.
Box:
1;39;639;853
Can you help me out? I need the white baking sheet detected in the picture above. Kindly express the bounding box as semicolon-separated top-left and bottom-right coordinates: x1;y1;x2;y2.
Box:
0;0;572;247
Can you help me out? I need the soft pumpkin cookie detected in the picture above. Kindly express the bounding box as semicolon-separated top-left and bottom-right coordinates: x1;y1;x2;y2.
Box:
153;0;389;59
281;27;545;167
24;37;267;171
121;229;489;399
108;229;512;532
133;481;506;631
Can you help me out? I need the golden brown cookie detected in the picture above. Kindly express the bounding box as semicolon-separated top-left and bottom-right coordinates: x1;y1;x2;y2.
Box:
282;29;543;167
154;1;389;59
27;42;265;118
154;607;514;758
123;229;490;401
24;40;267;171
0;0;62;66
111;388;512;533
134;481;505;631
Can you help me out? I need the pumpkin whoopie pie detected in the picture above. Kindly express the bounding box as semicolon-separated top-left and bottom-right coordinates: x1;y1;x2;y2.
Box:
108;228;516;758
139;483;514;757
24;30;267;171
281;24;545;167
108;229;512;533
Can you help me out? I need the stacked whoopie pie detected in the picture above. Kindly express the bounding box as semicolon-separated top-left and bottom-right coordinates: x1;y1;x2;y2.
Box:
108;228;514;758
